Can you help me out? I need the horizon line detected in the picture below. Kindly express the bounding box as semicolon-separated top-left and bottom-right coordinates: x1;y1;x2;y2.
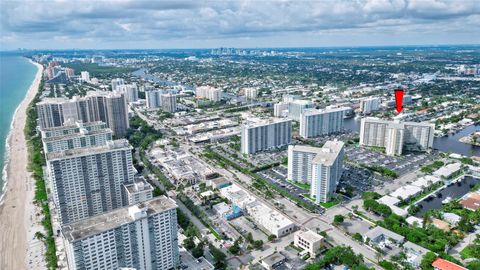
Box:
2;43;480;53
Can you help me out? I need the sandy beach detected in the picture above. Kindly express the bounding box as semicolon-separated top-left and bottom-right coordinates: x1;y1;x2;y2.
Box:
0;60;44;270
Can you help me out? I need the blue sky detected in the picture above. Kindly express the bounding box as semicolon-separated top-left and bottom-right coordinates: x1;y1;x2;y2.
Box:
1;0;479;50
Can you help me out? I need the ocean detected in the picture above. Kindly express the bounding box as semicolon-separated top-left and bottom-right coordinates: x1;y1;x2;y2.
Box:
0;54;38;197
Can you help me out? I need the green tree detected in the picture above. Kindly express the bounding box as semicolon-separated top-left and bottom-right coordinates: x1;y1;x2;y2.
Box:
192;242;204;258
183;238;195;250
334;215;345;224
420;252;437;270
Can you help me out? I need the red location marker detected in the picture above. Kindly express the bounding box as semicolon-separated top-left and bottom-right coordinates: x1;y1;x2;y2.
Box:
394;88;404;113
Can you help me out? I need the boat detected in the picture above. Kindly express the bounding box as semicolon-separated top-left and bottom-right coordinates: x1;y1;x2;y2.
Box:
442;196;452;204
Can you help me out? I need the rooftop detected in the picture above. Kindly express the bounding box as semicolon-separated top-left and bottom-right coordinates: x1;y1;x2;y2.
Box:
365;226;405;243
295;230;324;242
312;140;345;166
432;258;467;270
62;196;177;242
262;252;286;267
42;127;112;142
46;139;131;160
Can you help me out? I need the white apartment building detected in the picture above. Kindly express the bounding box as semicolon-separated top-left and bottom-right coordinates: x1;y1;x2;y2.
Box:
111;78;125;91
36;91;130;136
294;230;325;257
41;121;112;153
287;141;344;203
287;99;314;121
360;97;381;114
196;86;222;102
287;145;320;184
161;93;177;113
274;102;289;117
299;107;347;138
240;118;292;154
310;140;344;203
120;83;139;103
359;117;434;156
80;71;90;82
62;196;179;270
123;178;154;205
145;89;163;109
46;139;135;224
244;88;258;99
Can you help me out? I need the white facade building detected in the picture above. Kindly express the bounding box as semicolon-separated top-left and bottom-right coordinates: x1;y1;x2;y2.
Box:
161;93;177;113
80;71;90;82
41;121;112;154
287;100;314;121
359;117;434;156
287;141;344;203
63;196;179;270
196;86;222;102
241;118;292;154
274;102;289;117
244;88;258;99
294;230;325;257
299;107;347;138
111;78;125;91
360;97;381;114
145;89;163;109
36;91;130;136
120;84;139;103
123;178;154;205
245;201;296;237
46;139;135;224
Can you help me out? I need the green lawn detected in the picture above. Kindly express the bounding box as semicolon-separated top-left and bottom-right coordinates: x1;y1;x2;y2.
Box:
460;245;477;259
303;193;339;208
288;180;311;190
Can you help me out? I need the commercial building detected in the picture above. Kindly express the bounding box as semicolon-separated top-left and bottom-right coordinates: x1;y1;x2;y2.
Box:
287;100;314;121
40;121;112;153
288;141;344;203
261;252;286;270
294;230;324;257
36;91;130;137
246;201;296;237
360;97;381;114
359;117;434;156
240;118;292;154
196;86;222;102
62;196;179;270
161;93;177;113
46;139;135;225
299;107;347;138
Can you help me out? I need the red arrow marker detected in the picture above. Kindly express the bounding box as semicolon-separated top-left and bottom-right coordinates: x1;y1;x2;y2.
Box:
394;88;404;113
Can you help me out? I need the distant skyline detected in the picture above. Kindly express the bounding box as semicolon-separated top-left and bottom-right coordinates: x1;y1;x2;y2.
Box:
1;0;480;50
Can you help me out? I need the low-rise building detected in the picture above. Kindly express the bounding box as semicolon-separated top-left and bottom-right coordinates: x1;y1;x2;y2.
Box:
294;230;324;257
460;191;480;211
403;241;430;268
432;258;467;270
364;226;405;247
433;163;462;179
246;201;296;237
261;252;286;270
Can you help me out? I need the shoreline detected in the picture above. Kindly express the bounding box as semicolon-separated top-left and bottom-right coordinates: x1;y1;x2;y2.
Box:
0;59;44;269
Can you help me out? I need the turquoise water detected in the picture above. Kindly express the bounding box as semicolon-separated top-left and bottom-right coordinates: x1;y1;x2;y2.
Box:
0;55;38;196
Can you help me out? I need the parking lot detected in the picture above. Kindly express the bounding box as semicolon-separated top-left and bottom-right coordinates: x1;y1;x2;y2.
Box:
345;145;436;177
229;216;269;242
257;167;323;212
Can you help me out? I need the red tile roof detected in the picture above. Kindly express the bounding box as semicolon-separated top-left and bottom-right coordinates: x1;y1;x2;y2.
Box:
432;258;467;270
